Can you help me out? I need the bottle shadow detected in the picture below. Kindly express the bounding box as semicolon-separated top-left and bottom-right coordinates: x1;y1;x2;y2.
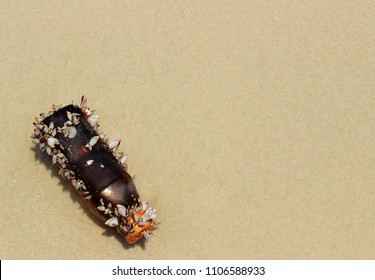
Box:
31;146;146;251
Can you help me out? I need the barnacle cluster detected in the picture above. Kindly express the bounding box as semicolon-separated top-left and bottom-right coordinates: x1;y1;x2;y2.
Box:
31;96;156;244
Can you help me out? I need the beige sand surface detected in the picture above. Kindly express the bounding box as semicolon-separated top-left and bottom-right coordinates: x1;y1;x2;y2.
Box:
1;1;375;259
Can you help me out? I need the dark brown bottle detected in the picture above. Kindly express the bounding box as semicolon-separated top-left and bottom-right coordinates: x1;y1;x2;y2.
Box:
32;97;156;244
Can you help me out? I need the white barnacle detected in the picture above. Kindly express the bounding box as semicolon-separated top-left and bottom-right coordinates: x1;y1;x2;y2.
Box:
74;179;85;190
138;220;146;226
49;121;54;130
68;126;77;139
97;206;106;212
43;125;49;134
71;179;77;188
85;136;99;150
86;160;94;166
66;111;72;121
87;109;95;116
46;147;52;155
105;217;119;227
62;126;77;138
120;154;128;165
72;179;81;190
116;204;127;217
108;139;121;151
35;124;43;130
47;137;55;148
88;115;99;126
64;171;71;179
142;201;148;211
115;152;123;159
74;181;81;189
82;107;93;116
146;208;156;217
52;155;57;164
142;214;151;222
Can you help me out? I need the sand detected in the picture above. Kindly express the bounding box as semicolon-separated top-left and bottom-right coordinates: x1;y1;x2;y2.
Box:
1;1;375;259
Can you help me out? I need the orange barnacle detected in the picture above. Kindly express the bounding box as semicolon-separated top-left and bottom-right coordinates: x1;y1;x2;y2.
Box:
122;205;156;244
126;215;154;243
126;224;154;244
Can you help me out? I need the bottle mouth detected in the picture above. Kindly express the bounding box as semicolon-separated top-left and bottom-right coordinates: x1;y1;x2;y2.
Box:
125;211;154;244
115;202;156;244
